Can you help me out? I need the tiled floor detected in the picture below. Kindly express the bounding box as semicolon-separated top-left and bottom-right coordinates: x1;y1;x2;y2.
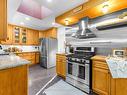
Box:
28;65;96;95
29;64;56;95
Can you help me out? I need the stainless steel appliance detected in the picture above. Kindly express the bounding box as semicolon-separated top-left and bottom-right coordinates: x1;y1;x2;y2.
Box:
66;47;95;93
73;17;96;39
40;38;58;68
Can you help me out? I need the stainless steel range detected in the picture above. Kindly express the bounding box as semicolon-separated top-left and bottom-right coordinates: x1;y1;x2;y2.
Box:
66;47;95;94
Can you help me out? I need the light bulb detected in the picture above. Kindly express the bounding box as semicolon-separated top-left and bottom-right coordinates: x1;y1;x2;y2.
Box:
102;5;109;14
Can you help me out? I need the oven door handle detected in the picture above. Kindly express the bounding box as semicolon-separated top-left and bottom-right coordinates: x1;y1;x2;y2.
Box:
67;61;85;66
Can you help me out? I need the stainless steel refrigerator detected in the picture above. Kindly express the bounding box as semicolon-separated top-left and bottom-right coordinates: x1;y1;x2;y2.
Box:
40;38;58;68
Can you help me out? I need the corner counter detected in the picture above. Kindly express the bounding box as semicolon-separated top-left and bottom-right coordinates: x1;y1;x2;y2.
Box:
0;55;30;95
91;55;127;95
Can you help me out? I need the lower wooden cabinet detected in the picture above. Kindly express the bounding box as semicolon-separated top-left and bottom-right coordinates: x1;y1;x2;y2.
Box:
56;54;66;78
35;53;40;64
92;56;127;95
0;65;28;95
92;67;110;95
16;52;40;65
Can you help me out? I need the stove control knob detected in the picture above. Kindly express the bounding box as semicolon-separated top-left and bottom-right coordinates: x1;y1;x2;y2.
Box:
86;60;90;63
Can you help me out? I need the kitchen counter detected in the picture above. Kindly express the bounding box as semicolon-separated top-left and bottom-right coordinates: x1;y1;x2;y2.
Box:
91;55;127;95
0;55;30;70
91;55;107;62
14;51;40;54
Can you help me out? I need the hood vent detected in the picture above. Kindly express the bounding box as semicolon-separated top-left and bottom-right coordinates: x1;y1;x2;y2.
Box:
73;17;96;39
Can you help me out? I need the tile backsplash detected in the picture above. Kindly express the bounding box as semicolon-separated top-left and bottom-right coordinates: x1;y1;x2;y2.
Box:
0;45;40;52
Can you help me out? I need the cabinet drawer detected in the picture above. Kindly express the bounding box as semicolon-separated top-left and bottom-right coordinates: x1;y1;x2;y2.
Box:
93;61;109;70
57;56;66;60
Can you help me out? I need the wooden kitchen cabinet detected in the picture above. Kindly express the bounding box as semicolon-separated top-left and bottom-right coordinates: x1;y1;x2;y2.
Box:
92;56;127;95
21;28;27;45
92;67;110;95
0;0;7;40
12;26;21;45
0;65;28;95
16;52;40;65
27;29;34;45
1;24;39;45
27;29;39;45
39;27;57;39
56;54;66;78
1;24;13;44
33;30;39;45
35;52;40;64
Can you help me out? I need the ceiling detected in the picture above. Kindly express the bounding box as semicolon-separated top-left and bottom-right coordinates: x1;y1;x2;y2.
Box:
8;0;88;30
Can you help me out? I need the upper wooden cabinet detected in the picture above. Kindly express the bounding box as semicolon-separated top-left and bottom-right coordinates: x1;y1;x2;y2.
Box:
0;0;7;40
39;28;57;39
1;24;39;45
27;29;39;45
1;24;13;45
56;0;127;25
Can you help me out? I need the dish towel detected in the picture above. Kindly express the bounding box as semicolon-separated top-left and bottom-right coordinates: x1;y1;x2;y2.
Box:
106;57;127;78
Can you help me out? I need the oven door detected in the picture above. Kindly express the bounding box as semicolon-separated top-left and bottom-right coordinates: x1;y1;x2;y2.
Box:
67;62;73;75
67;61;90;85
77;63;90;85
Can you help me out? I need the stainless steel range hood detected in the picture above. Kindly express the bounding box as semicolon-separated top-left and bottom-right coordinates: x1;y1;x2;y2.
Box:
73;17;96;39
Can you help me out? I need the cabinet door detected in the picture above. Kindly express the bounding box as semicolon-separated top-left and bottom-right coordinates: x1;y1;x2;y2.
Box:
33;30;39;45
0;0;7;40
56;61;61;75
12;27;21;45
27;29;34;45
61;61;66;77
92;67;110;95
0;69;11;95
50;28;57;39
111;78;127;95
1;24;13;44
35;53;40;64
21;28;27;45
11;65;28;95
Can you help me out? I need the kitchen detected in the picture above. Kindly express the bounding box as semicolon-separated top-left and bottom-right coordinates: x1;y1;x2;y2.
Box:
0;0;127;95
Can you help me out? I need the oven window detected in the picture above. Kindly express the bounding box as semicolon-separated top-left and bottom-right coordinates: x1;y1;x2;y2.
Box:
68;63;73;75
78;66;85;80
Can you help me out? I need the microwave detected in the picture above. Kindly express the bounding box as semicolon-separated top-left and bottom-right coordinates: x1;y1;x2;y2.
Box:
113;49;125;58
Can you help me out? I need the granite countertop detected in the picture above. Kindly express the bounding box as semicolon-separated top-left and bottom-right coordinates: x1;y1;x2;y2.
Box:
14;51;40;54
91;55;107;62
0;55;30;70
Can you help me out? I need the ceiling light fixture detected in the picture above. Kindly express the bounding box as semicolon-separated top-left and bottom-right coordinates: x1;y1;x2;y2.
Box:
102;3;109;14
52;22;56;25
25;17;30;21
65;19;69;25
47;0;52;3
20;22;25;25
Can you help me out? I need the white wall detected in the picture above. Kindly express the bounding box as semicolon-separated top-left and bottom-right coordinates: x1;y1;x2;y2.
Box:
57;26;66;53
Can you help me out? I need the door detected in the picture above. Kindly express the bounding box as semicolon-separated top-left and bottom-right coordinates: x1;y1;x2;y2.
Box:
111;78;127;95
21;28;27;45
13;27;21;44
47;38;57;68
67;62;73;75
35;53;40;64
40;56;47;68
0;0;7;40
92;67;110;95
1;24;13;44
41;38;48;57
